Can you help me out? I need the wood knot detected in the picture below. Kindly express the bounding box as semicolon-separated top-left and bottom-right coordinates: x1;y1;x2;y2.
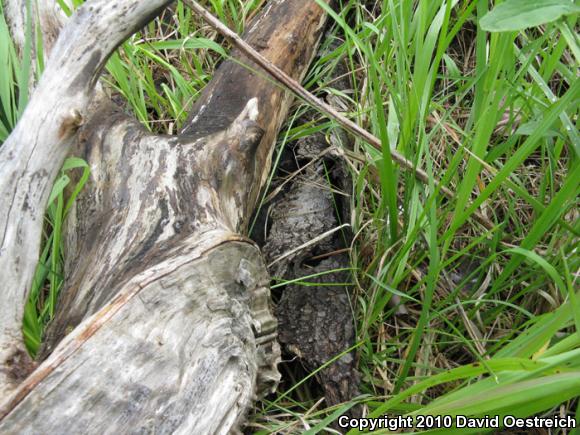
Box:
58;109;84;139
3;347;37;385
237;121;264;154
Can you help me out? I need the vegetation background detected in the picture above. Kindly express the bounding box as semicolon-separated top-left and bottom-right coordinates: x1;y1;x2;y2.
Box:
1;0;578;433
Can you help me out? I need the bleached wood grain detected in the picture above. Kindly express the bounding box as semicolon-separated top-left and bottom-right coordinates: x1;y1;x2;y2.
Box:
0;0;174;395
0;0;329;432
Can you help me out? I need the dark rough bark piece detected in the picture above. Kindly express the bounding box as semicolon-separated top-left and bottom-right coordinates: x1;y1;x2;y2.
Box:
263;142;338;278
259;125;360;408
255;35;361;409
277;256;360;407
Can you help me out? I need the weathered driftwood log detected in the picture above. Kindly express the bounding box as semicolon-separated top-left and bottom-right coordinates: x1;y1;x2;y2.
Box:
0;0;329;432
0;0;175;397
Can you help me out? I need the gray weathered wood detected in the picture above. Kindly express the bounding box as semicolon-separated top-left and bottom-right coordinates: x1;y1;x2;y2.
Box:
0;0;174;396
0;0;329;432
1;235;279;434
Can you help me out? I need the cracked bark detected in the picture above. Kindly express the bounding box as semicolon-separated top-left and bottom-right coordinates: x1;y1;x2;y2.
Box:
256;39;361;411
0;0;329;432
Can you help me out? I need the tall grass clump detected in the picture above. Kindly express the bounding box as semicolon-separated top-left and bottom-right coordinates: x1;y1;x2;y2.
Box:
248;0;579;432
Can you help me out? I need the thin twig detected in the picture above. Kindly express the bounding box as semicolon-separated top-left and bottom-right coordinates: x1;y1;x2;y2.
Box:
268;224;350;268
184;0;495;230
